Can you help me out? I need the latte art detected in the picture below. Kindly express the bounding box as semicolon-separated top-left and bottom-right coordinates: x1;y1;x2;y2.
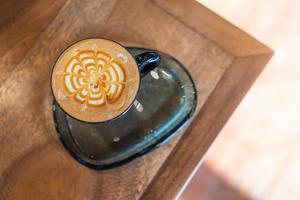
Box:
51;39;140;122
63;50;126;107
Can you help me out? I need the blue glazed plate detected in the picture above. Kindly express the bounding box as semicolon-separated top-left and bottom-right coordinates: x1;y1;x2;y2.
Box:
53;47;197;170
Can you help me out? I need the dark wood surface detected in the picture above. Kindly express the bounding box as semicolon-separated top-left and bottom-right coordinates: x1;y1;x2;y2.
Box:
0;0;272;199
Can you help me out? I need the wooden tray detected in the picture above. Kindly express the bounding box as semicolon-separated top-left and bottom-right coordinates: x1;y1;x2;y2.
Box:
0;0;272;199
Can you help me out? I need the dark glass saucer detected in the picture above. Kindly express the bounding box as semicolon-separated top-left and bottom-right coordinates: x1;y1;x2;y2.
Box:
53;47;197;170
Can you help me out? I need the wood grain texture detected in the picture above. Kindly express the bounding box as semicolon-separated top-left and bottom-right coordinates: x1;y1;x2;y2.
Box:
153;0;272;56
0;0;272;199
0;0;67;82
141;1;273;199
141;53;273;200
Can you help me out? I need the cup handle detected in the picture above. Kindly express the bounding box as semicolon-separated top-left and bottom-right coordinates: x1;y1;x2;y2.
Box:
135;52;160;77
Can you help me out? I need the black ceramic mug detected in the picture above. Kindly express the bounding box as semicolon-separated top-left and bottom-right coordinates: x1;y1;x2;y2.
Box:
51;38;160;123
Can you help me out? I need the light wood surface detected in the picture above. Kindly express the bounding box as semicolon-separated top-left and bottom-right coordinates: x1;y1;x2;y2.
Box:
0;0;272;199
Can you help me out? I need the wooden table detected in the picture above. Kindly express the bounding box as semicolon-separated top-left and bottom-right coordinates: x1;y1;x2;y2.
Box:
0;0;272;199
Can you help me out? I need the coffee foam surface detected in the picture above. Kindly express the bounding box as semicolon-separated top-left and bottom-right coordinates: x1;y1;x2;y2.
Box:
51;39;140;122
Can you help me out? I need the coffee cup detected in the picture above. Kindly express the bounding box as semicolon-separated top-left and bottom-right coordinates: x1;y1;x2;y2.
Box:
51;38;160;123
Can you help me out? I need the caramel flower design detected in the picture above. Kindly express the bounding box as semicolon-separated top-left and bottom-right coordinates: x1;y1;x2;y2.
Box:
63;50;126;107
